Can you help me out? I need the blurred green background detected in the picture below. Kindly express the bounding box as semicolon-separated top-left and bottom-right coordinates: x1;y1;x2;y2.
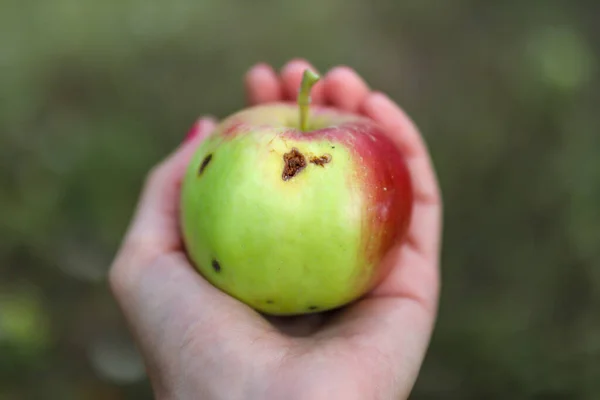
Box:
1;0;599;398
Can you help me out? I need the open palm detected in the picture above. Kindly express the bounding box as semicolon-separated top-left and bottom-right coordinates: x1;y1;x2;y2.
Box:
109;59;442;400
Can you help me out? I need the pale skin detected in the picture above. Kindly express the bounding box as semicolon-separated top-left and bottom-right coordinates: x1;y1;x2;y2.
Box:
108;59;443;400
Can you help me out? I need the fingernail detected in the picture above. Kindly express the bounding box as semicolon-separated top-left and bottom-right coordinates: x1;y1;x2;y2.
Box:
370;91;390;103
281;59;317;75
247;63;273;80
250;62;272;72
183;117;216;143
326;65;354;78
368;92;394;111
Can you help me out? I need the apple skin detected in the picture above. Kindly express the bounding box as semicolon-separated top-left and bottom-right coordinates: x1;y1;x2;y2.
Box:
180;103;413;316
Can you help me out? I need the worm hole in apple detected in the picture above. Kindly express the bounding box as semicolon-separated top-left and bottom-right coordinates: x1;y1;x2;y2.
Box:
198;153;213;175
282;148;306;180
211;258;221;272
309;154;332;167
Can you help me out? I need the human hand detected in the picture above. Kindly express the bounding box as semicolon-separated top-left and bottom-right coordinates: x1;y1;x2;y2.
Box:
109;59;442;400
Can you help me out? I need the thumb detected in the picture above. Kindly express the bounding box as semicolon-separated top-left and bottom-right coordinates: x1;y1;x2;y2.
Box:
109;116;216;302
122;117;217;264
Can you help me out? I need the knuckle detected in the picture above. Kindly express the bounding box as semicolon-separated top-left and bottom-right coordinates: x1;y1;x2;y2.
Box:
108;234;180;297
108;235;159;297
108;260;132;301
108;260;127;298
108;243;141;297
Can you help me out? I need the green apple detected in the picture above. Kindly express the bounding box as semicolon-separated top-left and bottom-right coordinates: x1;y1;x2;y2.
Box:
180;69;413;316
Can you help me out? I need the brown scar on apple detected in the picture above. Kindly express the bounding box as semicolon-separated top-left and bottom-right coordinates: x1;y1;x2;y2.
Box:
198;153;213;175
309;154;332;167
211;258;221;273
282;148;306;181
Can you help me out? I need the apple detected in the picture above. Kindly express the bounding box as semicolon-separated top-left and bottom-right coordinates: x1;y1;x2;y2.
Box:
180;69;413;316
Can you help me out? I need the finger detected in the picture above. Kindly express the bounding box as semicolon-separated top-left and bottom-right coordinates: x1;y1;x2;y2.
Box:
117;117;216;265
360;91;441;331
360;92;442;258
280;59;325;103
108;116;289;372
245;63;283;105
323;66;370;111
312;94;443;393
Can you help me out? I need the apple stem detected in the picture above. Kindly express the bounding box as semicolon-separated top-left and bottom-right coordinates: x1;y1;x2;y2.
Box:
298;69;320;132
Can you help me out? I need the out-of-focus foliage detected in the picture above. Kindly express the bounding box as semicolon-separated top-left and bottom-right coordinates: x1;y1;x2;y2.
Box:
1;0;599;398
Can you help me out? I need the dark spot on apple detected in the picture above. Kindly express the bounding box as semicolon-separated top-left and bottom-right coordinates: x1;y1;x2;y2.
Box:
282;148;306;181
198;153;213;175
211;258;221;273
331;146;335;149
309;154;332;167
266;300;274;304
308;306;318;311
